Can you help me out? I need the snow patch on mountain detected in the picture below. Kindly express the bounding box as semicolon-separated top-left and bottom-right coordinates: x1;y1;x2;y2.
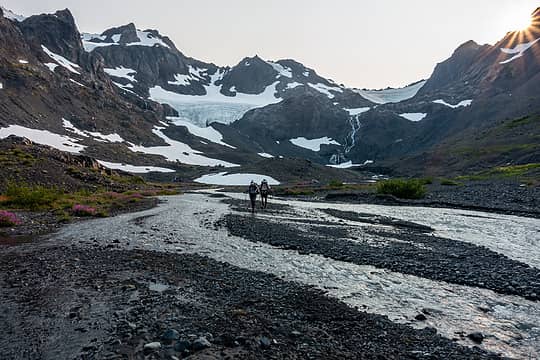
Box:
0;125;85;153
81;30;170;52
104;66;137;82
268;61;293;78
433;99;472;108
97;160;175;173
44;63;59;72
308;83;343;99
344;107;370;116
18;60;29;64
168;117;235;148
355;81;426;104
287;82;303;89
1;7;26;22
195;172;280;185
500;38;540;64
290;137;341;152
257;152;274;158
41;46;81;74
327;160;373;168
128;127;238;167
399;113;427;122
63;119;124;143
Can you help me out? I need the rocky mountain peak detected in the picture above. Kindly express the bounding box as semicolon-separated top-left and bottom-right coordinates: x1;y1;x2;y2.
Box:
102;23;139;44
17;8;82;63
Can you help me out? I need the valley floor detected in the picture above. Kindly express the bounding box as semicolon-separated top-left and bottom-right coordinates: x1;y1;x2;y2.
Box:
1;192;539;359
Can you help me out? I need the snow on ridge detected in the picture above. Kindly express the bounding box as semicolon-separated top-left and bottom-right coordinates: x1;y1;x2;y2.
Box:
97;160;175;174
290;137;341;152
355;80;426;104
0;124;85;153
344;107;370;116
308;83;343;99
257;152;274;158
168;117;236;149
81;30;170;52
104;66;137;82
500;38;540;64
41;46;80;74
18;60;29;64
399;113;427;122
433;99;472;109
267;61;293;78
195;172;280;186
1;7;26;22
128;127;239;167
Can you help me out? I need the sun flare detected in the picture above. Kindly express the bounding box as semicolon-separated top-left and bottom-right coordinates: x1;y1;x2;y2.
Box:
502;7;533;31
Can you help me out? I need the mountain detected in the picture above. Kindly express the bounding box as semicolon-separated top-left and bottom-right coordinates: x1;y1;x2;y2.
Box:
0;5;539;182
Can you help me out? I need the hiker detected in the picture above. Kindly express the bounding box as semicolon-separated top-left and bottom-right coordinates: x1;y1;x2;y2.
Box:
247;180;259;213
260;179;271;209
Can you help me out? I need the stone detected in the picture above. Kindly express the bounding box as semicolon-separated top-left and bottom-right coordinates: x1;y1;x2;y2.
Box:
467;332;484;344
161;329;180;343
415;314;427;321
192;337;211;351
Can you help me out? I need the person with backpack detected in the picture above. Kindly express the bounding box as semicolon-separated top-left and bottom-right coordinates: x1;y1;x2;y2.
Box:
260;179;271;209
247;180;260;213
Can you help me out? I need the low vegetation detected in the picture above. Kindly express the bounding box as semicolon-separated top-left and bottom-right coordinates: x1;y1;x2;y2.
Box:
0;182;180;221
457;163;540;181
376;179;426;199
440;179;462;186
0;210;21;227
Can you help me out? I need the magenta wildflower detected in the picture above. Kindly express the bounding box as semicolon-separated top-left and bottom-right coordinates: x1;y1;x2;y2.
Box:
0;210;22;227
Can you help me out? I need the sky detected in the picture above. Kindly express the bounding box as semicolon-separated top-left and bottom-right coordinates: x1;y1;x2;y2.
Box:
3;0;538;89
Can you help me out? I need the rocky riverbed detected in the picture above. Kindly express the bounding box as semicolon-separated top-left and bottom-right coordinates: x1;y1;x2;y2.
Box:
1;191;539;359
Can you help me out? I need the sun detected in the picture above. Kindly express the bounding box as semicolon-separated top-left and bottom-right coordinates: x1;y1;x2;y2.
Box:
502;7;533;31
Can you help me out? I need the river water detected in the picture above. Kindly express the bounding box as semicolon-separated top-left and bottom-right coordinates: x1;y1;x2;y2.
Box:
53;193;540;359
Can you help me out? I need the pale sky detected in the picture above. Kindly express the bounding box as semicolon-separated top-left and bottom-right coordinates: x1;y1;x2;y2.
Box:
3;0;538;88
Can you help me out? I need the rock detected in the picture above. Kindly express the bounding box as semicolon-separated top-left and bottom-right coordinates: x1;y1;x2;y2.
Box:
467;332;484;344
143;342;162;353
192;336;211;351
174;340;190;353
290;330;302;338
259;336;272;349
161;329;180;344
415;314;427;321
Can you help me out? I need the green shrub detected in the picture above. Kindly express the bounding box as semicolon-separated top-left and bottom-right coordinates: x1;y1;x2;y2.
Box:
376;179;426;199
420;177;433;185
328;179;344;188
2;183;60;210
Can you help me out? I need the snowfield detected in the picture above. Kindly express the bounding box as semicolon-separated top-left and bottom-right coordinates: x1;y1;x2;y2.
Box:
97;160;175;173
500;38;540;64
128;127;239;167
354;81;426;104
0;124;86;153
290;137;341;152
257;152;274;158
399;113;427;122
1;7;26;22
194;172;280;185
327;160;373;168
433;99;472;108
63;119;124;143
168;117;236;149
104;66;138;82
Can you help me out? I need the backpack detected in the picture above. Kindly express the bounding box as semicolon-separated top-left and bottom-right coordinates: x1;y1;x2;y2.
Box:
249;183;258;194
260;182;269;192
